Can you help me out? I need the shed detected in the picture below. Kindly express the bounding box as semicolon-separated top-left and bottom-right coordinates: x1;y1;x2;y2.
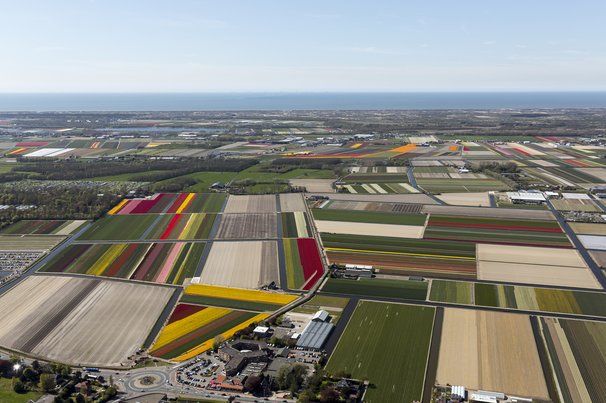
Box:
312;310;330;322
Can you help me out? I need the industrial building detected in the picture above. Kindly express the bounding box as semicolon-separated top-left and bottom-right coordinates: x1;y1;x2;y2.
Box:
295;310;334;350
506;191;546;204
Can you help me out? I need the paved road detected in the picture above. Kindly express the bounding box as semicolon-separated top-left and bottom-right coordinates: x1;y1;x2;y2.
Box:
488;192;497;207
323;297;358;356
591;195;606;213
547;200;606;290
0;221;93;296
407;166;445;205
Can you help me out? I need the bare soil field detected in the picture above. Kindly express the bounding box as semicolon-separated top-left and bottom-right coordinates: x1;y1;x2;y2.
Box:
317;193;438;204
0;235;65;251
326;200;424;213
289;179;334;193
200;241;279;289
569;222;606;235
477;261;600;289
279;193;307;212
223;195;277;213
32;280;173;367
422;205;555;220
0;275;173;367
54;220;87;235
578;235;606;251
315;220;425;239
476;244;599;289
436;192;490;207
551;198;601;212
589;250;606;268
576;167;606;182
216;213;277;239
436;308;549;400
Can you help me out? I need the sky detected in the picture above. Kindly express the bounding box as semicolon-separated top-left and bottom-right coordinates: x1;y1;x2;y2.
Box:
1;0;605;92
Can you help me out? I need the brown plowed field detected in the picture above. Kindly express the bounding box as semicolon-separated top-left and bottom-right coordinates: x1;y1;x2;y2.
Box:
223;195;277;213
215;213;277;239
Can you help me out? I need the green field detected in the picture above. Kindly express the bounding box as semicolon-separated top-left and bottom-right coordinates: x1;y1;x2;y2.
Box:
292;295;350;323
429;280;473;304
326;301;435;403
417;178;510;193
284;239;305;289
322;277;428;300
312;208;426;226
78;214;158;240
0;378;42;403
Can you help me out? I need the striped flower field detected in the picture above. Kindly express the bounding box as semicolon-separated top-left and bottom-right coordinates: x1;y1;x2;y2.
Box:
109;193;226;215
181;284;298;311
284;238;325;290
41;242;205;285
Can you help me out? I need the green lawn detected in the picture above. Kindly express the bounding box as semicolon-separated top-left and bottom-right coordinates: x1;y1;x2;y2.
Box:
78;214;158;240
322;277;428;300
0;378;43;403
312;208;426;225
326;301;435;403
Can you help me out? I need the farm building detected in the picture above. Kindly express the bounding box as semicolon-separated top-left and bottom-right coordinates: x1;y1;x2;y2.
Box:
218;340;270;376
506;192;546;204
296;310;334;350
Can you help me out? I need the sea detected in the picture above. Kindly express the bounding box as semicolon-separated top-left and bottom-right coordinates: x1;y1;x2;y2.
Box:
0;92;605;111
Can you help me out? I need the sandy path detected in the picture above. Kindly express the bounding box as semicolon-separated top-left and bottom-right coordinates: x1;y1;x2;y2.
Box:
315;220;425;238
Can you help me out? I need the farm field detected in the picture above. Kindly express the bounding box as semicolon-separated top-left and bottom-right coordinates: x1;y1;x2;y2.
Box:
181;284;298;311
429;279;473;304
416;177;510;193
281;212;311;238
109;193;226;215
78;214;158;240
215;213;277;239
321;277;428;300
150;304;267;361
316;220;425;239
538;317;606;402
283;238;324;290
143;213;216;240
476;244;599;289
326;301;435;403
569;222;606;235
590;250;606;268
278;193;306;212
422;204;555;220
551;198;601;212
435;192;490;206
199;241;279;289
223;195;277;213
424;214;571;247
436;308;549;400
578;235;606;251
289;179;334;193
109;193;179;215
322;200;424;214
0;235;65;251
0;219;87;235
41;242;205;285
312;208;426;225
292;295;349;323
338;182;418;194
322;233;477;279
0;275;173;366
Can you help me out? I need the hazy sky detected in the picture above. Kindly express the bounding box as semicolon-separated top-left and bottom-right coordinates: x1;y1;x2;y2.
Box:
2;0;605;92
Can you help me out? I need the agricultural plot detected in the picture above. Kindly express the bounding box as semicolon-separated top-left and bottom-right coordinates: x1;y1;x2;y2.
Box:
289;179;334;193
538;317;606;402
416;177;510;193
429;279;473;304
41;242;205;285
78;214;158;240
283;238;324;290
150;304;266;361
326;301;434;403
435;192;490;207
551;198;601;212
322;277;428;300
181;284;298;312
278;193;306;212
0;219;86;235
569;222;606;235
200;241;279;289
223;195;277;213
476;244;599;289
342;173;410;183
0;235;65;251
316;220;425;239
424;215;571;248
589;250;606;269
422;204;555;220
322;200;424;214
292;295;349;323
144;213;216;240
281;212;311;238
312;208;426;225
109;193;179;215
0;275;173;367
215;213;277;239
578;235;606;251
322;233;477;279
436;308;549;400
338;182;418;194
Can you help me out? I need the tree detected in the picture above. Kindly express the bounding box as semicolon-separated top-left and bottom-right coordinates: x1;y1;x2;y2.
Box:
277;364;308;393
212;335;225;351
75;394;86;403
319;386;340;403
12;379;26;394
40;373;56;392
23;367;39;383
0;359;12;377
244;375;262;393
102;386;117;400
31;360;40;371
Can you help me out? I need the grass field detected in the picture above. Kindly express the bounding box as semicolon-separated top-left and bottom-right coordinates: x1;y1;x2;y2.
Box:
322;277;428;300
0;378;42;403
417;178;510;193
326;301;435;403
312;208;426;225
78;214;158;240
